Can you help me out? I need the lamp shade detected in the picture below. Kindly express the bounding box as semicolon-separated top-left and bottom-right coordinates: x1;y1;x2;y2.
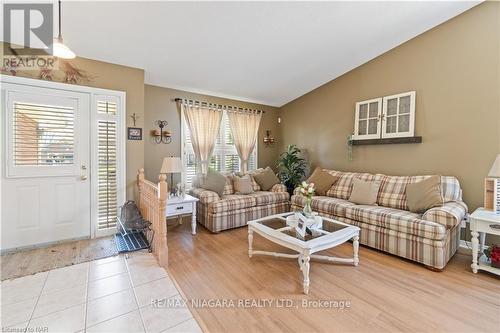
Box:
52;38;76;59
160;157;182;174
488;154;500;178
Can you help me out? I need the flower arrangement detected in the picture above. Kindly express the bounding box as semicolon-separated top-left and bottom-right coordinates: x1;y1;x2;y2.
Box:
299;181;315;216
299;181;315;199
484;244;500;268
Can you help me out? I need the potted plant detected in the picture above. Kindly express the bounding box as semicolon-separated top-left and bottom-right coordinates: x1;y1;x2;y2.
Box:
276;144;308;195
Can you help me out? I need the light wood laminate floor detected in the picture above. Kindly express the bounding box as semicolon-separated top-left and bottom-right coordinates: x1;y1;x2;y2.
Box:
167;222;500;333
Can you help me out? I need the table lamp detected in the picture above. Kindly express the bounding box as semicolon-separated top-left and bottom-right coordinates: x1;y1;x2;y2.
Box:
160;156;183;194
485;154;500;214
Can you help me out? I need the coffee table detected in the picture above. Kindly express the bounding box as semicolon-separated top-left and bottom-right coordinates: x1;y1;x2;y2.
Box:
247;212;360;294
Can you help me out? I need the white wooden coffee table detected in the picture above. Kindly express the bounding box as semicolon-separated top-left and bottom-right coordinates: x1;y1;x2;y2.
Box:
248;212;360;294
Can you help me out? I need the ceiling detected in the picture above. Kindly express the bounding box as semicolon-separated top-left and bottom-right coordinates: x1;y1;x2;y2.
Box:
60;1;479;107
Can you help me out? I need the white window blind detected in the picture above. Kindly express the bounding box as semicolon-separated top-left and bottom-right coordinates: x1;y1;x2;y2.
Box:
97;102;118;230
97;100;117;115
183;111;257;188
13;102;75;166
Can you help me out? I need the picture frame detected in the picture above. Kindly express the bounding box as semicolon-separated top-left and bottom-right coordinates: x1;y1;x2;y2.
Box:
128;127;142;140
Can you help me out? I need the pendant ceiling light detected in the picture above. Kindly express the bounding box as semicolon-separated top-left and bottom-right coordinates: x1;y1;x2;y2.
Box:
53;0;75;59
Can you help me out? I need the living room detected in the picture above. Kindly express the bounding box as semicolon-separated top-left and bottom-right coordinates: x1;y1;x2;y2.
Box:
0;1;499;333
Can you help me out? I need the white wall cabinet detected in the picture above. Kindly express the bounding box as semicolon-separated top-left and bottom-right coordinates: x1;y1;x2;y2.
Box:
354;91;416;140
381;91;416;138
353;98;382;140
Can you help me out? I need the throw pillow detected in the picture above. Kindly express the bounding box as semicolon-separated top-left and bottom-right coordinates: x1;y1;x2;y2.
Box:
252;166;280;191
199;169;227;197
349;179;381;205
233;174;254;194
406;175;443;213
221;172;235;195
306;167;339;196
236;170;261;191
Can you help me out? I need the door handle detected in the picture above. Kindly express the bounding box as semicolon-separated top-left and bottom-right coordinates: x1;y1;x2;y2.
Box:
81;175;88;181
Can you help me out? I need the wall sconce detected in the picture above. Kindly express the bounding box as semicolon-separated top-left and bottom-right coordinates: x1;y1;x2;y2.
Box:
151;120;172;144
263;130;275;146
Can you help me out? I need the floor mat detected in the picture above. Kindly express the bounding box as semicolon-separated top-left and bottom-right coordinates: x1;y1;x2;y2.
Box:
1;236;118;281
115;232;150;253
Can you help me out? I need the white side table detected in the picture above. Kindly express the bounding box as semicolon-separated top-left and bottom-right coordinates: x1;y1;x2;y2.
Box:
166;194;199;235
470;207;500;276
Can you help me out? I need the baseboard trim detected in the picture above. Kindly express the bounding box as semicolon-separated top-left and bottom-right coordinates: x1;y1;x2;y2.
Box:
458;240;472;255
458;240;489;255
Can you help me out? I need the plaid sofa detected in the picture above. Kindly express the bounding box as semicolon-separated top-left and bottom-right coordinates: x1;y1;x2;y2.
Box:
291;170;468;269
190;173;290;232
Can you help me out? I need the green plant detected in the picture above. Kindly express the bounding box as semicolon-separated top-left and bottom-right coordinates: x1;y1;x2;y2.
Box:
276;144;308;195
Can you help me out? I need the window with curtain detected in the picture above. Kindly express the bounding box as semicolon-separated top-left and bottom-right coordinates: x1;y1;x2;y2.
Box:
182;111;257;188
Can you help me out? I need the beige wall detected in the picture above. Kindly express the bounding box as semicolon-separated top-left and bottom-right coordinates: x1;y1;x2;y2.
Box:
280;2;500;217
144;84;281;183
1;48;145;200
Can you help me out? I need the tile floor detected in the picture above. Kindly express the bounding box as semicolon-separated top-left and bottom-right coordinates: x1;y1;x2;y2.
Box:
1;251;202;333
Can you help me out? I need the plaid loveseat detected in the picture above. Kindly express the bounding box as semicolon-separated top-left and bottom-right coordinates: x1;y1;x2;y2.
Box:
190;173;290;232
291;170;468;269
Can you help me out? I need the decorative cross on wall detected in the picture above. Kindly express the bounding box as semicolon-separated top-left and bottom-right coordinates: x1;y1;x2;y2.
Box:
130;113;138;126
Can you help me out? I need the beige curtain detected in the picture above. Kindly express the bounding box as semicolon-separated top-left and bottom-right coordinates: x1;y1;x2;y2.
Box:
182;103;223;175
227;111;262;172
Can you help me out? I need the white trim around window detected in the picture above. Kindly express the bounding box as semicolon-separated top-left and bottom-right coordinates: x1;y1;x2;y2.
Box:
180;106;258;188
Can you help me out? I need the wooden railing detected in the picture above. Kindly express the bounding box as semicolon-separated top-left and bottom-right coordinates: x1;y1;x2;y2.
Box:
137;168;168;267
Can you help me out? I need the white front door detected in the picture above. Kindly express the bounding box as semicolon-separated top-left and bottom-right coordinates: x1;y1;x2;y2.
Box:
1;83;91;250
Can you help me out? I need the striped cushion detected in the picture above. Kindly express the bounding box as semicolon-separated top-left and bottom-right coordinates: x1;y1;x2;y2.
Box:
222;172;235;195
236;170;262;191
376;175;422;210
270;183;287;193
287;209;460;269
376;175;463;210
320;170;463;209
208;195;256;214
422;201;468;228
325;171;380;200
291;195;355;218
192;173;234;195
345;205;446;240
441;176;462;202
198;201;289;233
190;188;220;204
248;191;289;206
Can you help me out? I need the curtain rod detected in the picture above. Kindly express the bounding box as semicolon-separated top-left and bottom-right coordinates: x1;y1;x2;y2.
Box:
174;98;265;114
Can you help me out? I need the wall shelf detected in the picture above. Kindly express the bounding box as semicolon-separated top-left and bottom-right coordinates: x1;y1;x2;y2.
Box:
351;136;422;146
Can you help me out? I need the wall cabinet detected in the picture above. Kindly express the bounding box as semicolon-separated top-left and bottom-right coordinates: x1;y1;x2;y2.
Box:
354;91;415;140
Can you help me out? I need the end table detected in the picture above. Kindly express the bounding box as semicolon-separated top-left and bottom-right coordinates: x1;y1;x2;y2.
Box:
469;207;500;276
166;194;199;235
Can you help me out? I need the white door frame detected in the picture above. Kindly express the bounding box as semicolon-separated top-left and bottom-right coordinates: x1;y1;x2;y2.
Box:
0;75;126;245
